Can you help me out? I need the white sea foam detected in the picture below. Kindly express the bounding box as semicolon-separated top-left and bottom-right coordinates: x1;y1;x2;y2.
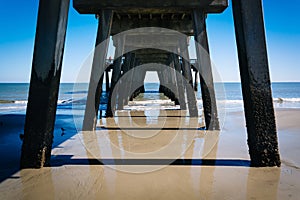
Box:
123;105;181;111
128;99;174;106
58;99;73;104
14;100;28;104
6;99;74;105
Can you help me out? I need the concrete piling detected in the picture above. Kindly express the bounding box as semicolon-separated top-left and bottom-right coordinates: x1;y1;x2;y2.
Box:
232;0;281;167
192;9;219;130
21;0;70;168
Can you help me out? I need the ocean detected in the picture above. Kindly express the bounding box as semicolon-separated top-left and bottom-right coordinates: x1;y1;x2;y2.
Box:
0;82;300;116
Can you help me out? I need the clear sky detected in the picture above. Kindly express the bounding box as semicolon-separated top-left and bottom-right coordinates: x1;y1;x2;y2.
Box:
0;0;299;83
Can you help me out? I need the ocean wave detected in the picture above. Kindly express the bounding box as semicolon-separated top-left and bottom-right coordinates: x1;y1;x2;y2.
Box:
64;90;87;94
58;99;73;104
2;98;300;107
197;100;243;105
128;99;174;106
14;100;28;104
213;98;300;104
123;105;180;111
0;99;75;105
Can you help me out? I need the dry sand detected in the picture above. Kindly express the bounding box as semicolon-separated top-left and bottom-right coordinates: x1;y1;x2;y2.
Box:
0;108;299;199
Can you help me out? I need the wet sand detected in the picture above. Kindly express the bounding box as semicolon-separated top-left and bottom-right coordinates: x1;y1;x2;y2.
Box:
0;108;300;199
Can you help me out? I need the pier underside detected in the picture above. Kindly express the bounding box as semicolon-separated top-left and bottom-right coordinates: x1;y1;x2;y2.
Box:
20;0;281;169
73;0;228;14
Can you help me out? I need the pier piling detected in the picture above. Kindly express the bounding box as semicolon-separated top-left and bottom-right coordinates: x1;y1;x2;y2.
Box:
83;10;113;130
192;10;219;130
232;0;281;167
21;0;70;168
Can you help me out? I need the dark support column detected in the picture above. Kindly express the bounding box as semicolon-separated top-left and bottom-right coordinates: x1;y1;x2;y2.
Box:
106;38;125;117
173;53;187;110
181;58;193;87
105;69;110;92
158;69;164;94
180;42;198;117
123;53;131;74
158;68;173;100
232;0;281;167
20;0;70;168
125;53;136;104
194;71;198;91
161;66;172;100
158;70;166;95
135;69;146;98
130;58;142;101
95;74;104;120
118;55;129;109
168;54;180;105
121;52;133;106
130;58;141;100
83;10;113;130
193;9;219;130
130;58;145;99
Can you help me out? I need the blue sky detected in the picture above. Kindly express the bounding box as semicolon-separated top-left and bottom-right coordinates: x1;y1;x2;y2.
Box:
0;0;299;82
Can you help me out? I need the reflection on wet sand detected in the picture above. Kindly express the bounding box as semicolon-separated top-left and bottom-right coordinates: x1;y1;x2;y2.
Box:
1;109;299;199
79;110;201;173
199;134;218;199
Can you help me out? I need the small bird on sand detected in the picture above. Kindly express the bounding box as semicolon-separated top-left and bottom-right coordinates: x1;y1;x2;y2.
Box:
61;128;65;136
19;133;24;141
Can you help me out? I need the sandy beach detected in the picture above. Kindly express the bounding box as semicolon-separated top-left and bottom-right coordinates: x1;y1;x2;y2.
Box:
0;108;299;199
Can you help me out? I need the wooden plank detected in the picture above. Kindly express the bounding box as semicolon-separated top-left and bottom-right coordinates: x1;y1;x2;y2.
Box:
111;17;194;35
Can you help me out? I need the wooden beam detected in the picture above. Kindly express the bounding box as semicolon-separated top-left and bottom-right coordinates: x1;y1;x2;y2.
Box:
20;0;70;168
111;17;194;35
82;10;113;130
192;9;219;130
232;0;280;167
73;0;228;14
